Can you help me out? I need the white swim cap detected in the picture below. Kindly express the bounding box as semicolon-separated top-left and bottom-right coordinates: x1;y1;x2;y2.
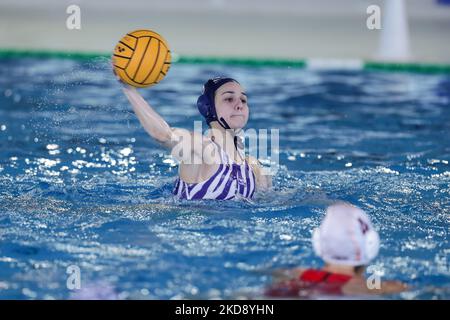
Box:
312;203;380;266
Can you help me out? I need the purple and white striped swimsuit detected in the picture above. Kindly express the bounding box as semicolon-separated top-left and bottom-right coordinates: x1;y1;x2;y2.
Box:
172;142;256;200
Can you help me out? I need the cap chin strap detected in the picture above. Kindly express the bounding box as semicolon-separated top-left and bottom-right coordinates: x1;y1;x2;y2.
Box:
218;117;231;130
217;117;245;160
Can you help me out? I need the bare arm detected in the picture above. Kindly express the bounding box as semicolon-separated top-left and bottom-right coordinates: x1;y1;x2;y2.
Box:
122;86;208;163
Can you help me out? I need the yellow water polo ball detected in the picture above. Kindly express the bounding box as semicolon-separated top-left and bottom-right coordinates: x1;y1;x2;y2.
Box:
112;29;171;88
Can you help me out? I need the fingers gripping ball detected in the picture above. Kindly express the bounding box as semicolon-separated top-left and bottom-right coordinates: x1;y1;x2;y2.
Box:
112;29;171;88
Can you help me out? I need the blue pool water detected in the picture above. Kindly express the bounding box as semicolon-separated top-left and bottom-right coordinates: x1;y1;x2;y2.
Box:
0;57;449;299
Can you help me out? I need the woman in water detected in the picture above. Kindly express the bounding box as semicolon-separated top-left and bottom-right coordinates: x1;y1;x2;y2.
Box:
265;203;408;297
122;77;272;200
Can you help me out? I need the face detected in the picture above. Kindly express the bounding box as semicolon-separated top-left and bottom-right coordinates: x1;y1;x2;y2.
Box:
214;81;249;129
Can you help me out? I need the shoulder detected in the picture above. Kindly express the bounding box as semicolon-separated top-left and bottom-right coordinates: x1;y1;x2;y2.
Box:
246;155;263;172
169;129;217;150
246;155;260;165
378;280;409;294
342;278;408;296
167;128;213;161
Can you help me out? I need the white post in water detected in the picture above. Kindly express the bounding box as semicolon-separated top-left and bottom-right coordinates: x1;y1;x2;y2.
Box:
376;0;412;61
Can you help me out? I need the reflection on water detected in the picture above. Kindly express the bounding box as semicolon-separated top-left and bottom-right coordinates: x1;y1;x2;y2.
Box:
0;57;449;299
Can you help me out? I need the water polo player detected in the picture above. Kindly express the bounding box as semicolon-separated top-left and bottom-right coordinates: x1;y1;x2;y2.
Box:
122;77;272;200
265;203;408;297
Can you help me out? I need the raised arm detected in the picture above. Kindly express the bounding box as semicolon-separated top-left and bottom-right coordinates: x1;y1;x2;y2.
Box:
123;86;174;146
122;86;210;164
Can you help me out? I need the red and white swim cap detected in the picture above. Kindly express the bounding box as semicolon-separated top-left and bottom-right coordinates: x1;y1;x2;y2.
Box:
312;203;380;266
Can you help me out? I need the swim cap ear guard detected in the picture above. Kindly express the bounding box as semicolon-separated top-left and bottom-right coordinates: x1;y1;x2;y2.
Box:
196;92;216;125
312;226;380;266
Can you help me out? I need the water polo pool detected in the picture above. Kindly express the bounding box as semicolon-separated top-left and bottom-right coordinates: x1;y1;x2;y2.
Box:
0;56;448;299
